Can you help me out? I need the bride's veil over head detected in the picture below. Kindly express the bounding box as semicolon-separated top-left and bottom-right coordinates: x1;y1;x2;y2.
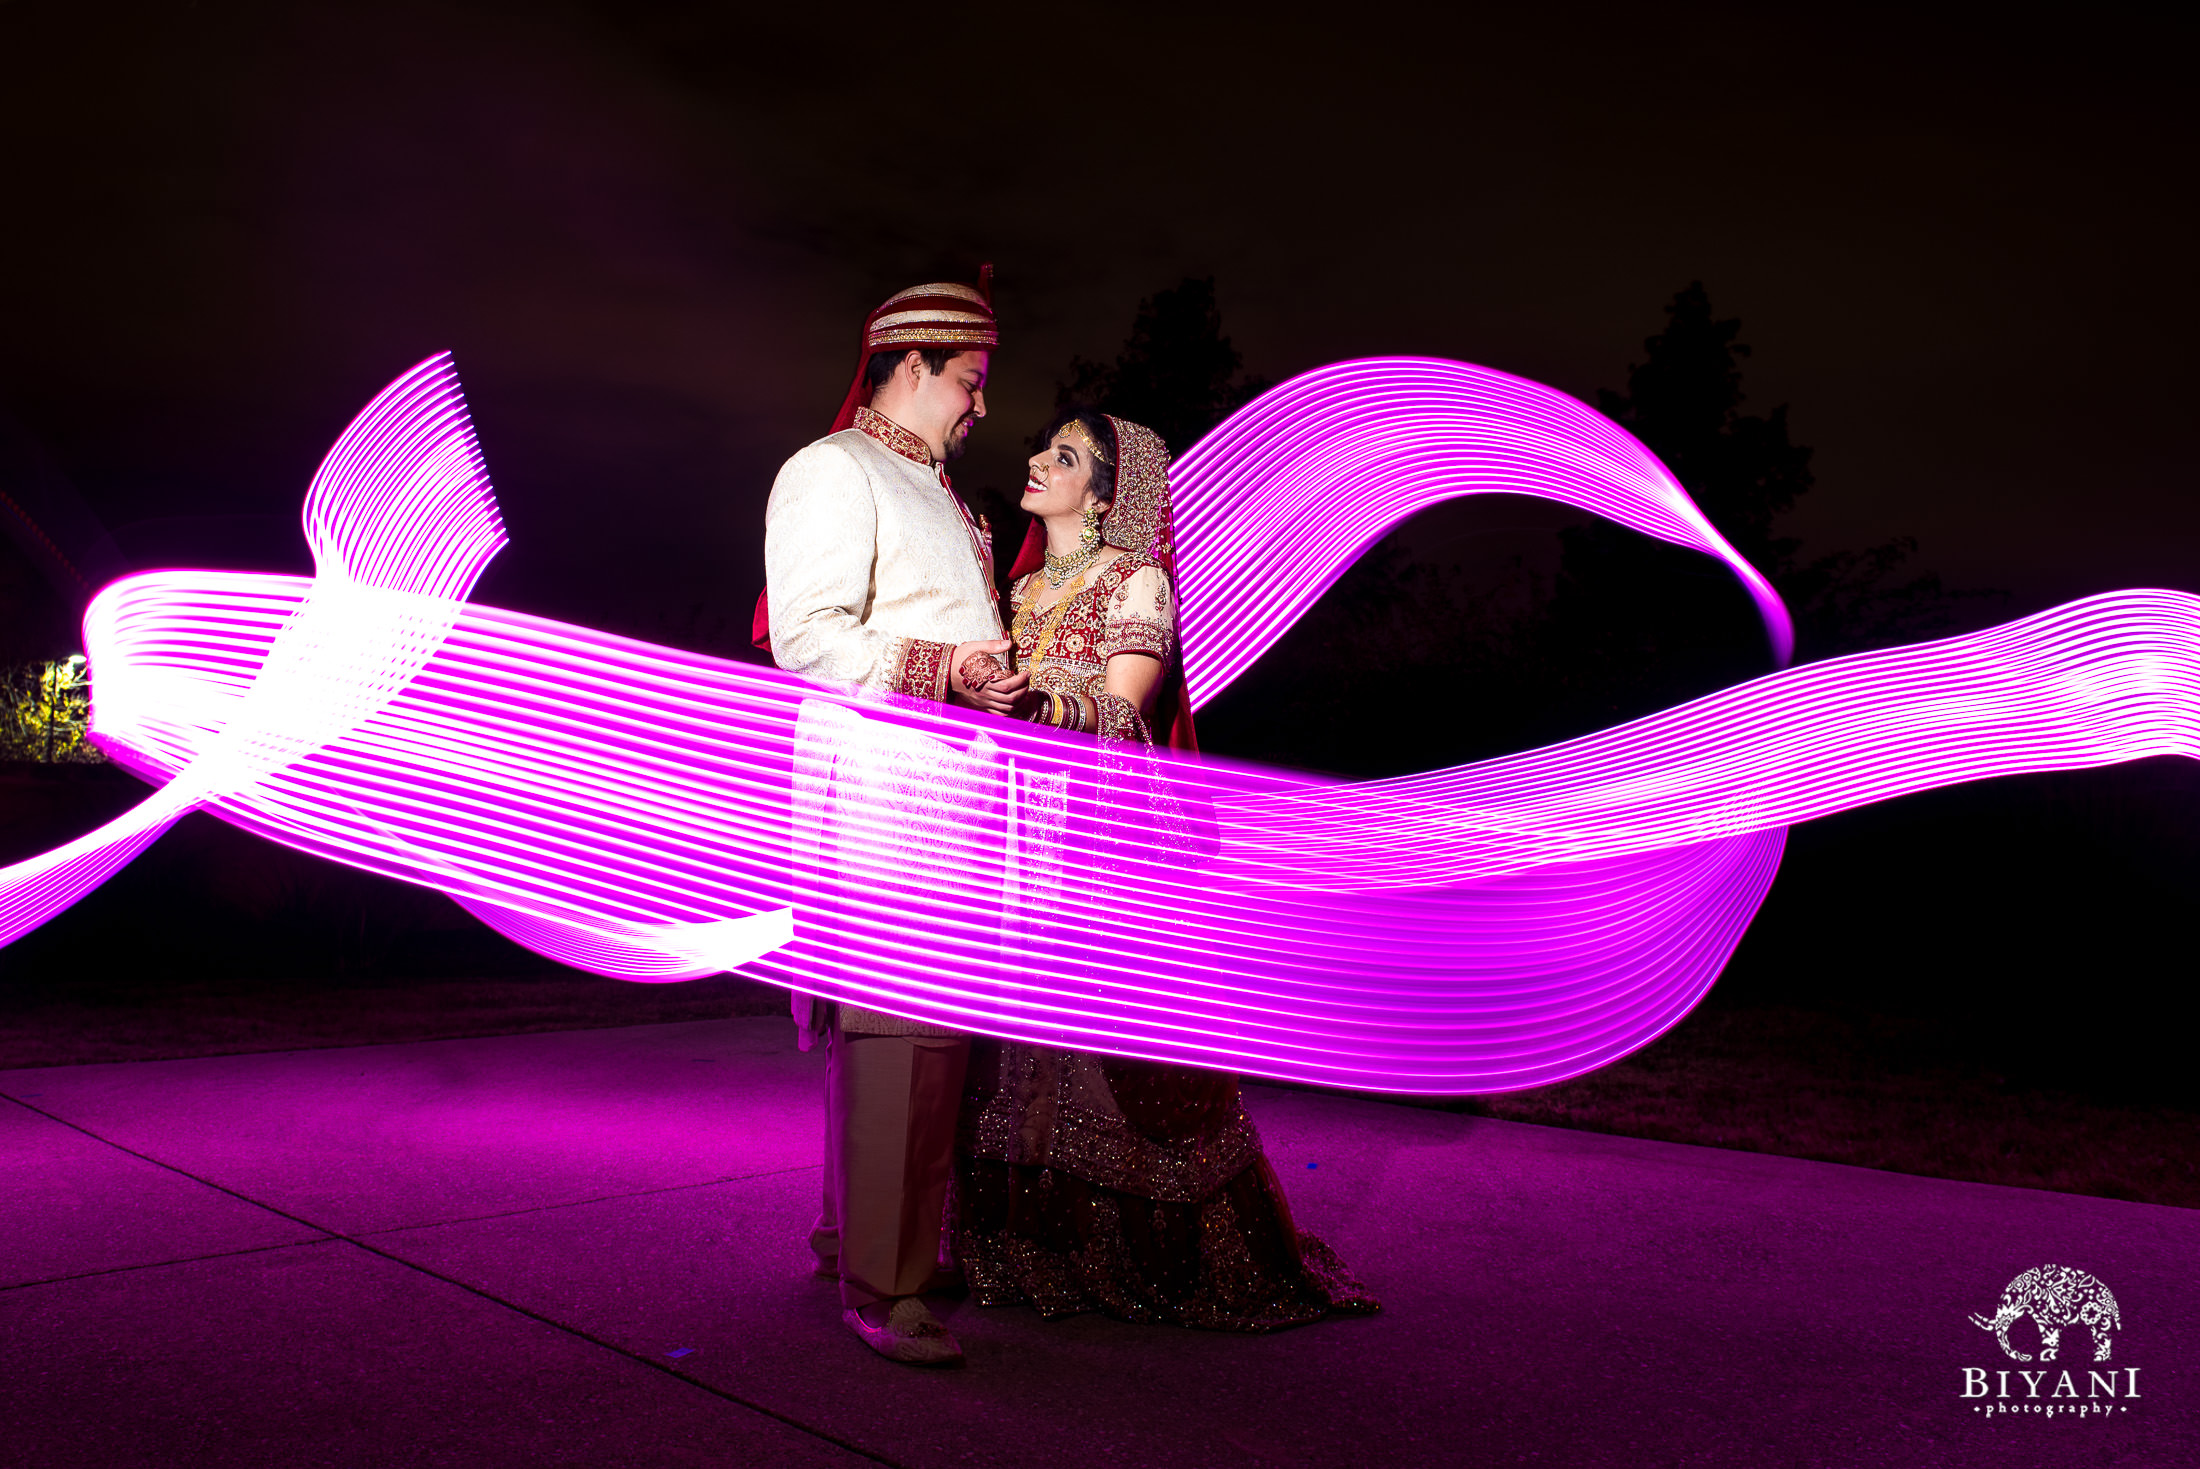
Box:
1009;413;1196;751
1095;417;1172;561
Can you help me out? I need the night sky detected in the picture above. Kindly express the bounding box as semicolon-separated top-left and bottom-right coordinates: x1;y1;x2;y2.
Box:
2;1;2192;658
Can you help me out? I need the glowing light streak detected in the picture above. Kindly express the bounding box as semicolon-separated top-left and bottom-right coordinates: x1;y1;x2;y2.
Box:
2;355;2194;1094
1170;358;1795;705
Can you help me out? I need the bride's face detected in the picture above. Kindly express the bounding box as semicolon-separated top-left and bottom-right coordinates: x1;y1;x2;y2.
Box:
1024;431;1107;519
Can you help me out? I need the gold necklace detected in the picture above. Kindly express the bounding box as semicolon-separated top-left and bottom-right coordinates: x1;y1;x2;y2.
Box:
1012;567;1093;672
1042;507;1107;588
1042;542;1102;588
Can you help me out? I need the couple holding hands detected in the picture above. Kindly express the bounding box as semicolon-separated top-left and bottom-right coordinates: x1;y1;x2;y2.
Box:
760;271;1376;1365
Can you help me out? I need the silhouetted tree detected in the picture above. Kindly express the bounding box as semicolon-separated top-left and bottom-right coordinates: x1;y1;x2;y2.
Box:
1597;283;1813;571
970;276;1272;582
1056;277;1270;457
1531;284;1813;731
1537;283;1997;736
1196;281;2006;774
1090;279;1997;777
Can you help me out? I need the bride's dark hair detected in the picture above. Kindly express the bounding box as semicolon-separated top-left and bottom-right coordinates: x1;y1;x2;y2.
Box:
1038;407;1117;507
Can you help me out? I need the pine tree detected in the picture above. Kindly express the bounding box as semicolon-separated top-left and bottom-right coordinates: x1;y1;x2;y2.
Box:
1530;284;1810;731
1539;282;1989;735
1594;282;1813;574
1096;278;1995;776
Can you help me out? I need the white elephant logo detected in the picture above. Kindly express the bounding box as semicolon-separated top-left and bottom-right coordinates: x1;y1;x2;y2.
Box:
1970;1265;2120;1363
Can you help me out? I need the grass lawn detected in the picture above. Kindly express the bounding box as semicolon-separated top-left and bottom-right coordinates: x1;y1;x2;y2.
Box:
2;970;2191;1211
1460;1006;2200;1211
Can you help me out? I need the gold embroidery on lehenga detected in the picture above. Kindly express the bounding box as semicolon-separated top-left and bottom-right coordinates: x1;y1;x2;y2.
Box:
953;415;1378;1331
1009;553;1174;710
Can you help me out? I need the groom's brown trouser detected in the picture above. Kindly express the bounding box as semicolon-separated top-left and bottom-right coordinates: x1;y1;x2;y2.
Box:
811;1021;970;1310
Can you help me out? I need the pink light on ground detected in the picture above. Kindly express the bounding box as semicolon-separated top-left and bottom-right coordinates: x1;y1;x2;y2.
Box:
5;356;2195;1094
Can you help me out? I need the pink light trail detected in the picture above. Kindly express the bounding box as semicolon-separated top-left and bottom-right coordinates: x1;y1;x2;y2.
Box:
1171;357;1794;703
4;355;2194;1092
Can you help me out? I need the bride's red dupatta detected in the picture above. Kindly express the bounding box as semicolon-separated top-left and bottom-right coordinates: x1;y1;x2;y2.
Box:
1004;414;1198;753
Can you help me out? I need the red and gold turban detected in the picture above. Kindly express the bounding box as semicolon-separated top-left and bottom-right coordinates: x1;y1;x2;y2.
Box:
754;268;1001;651
828;266;998;432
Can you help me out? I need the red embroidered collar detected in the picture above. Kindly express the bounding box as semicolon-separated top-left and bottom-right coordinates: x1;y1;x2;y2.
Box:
851;406;983;561
853;406;938;472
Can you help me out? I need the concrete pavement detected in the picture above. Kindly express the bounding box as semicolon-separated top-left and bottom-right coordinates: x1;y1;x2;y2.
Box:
2;1018;2190;1467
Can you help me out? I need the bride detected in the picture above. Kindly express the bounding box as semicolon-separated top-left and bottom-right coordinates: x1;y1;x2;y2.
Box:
949;409;1379;1330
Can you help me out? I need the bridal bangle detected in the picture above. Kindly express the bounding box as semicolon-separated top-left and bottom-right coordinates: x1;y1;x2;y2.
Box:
1029;691;1089;733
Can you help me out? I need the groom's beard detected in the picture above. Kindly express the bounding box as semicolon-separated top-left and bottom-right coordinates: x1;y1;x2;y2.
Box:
942;413;977;461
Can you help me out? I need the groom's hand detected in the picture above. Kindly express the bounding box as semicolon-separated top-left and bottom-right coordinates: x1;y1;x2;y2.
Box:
949;639;1029;714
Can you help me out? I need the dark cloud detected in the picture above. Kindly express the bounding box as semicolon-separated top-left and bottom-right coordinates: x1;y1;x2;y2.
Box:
0;0;2191;652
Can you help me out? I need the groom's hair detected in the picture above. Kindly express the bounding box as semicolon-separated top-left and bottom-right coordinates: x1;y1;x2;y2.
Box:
863;347;956;396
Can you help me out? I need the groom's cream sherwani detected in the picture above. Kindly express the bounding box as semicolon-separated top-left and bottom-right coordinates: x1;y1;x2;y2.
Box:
767;406;1000;704
764;404;999;1310
765;405;1000;1041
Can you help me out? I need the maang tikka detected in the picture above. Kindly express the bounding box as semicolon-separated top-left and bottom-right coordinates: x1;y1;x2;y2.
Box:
1058;418;1113;467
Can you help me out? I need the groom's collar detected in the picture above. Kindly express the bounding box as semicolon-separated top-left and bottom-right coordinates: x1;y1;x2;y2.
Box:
853;406;943;477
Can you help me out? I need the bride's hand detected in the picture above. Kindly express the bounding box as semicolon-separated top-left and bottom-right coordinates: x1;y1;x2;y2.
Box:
950;640;1030;714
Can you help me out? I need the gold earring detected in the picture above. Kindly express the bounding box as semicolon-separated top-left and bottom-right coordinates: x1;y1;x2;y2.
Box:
1078;503;1105;553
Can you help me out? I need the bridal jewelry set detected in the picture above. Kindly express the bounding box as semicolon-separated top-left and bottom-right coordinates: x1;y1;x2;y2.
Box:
1006;504;1110;734
1032;687;1091;733
1017;418;1116;734
1041;504;1107;588
1017;567;1095;733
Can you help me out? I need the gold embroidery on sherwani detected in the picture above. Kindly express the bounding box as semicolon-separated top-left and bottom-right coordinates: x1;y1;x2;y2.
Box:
853;406;995;629
763;419;1001;698
851;405;931;466
766;405;1006;1041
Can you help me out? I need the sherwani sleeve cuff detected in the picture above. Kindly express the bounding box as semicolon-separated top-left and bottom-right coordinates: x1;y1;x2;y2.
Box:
890;637;954;702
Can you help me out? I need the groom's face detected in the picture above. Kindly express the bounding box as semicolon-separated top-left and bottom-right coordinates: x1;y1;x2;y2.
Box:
915;350;990;461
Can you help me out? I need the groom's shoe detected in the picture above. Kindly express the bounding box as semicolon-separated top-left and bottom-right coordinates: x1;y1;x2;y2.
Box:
842;1297;965;1367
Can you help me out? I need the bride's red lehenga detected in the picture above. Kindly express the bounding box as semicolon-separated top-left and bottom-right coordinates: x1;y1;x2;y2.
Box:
951;416;1379;1330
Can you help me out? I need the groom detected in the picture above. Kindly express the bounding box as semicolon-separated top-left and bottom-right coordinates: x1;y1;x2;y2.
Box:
761;270;1023;1365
